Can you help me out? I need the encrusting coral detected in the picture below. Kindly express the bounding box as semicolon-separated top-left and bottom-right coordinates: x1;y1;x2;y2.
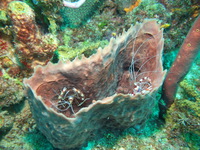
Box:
0;100;35;149
0;0;14;10
165;80;200;147
0;36;16;72
7;1;58;72
0;75;24;108
24;19;166;149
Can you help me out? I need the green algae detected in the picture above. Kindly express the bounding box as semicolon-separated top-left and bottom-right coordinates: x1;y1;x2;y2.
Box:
0;10;8;25
57;29;108;60
180;80;200;101
57;40;108;60
166;100;200;149
0;115;4;129
2;71;23;86
48;17;58;34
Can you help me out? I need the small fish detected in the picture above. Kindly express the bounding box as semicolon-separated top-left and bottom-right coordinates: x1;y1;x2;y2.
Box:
160;23;171;29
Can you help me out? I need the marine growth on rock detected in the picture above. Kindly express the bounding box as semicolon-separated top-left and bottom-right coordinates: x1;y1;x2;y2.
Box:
7;1;58;72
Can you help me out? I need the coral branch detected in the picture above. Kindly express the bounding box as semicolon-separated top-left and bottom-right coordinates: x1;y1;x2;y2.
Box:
162;15;200;110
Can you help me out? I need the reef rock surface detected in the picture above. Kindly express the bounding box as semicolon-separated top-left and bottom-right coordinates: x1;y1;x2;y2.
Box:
24;19;166;149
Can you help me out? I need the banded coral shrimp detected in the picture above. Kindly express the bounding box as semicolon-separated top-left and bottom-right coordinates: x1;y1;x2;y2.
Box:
114;23;170;122
49;86;90;115
116;21;165;97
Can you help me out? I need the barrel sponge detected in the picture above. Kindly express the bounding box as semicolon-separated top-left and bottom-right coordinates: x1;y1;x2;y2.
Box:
24;19;166;149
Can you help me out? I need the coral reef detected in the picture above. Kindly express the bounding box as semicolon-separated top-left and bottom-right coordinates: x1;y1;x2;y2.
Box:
0;35;18;76
113;0;135;14
0;0;199;149
0;101;36;149
159;0;199;52
166;97;200;149
0;110;15;140
62;0;171;46
162;48;200;149
0;0;14;10
0;74;30;149
28;0;63;34
34;0;63;6
0;75;24;108
0;9;8;25
122;0;199;52
7;1;58;73
123;0;171;25
24;19;166;149
57;30;108;60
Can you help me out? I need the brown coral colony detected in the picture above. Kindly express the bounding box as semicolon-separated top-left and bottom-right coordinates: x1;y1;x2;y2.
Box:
7;1;58;72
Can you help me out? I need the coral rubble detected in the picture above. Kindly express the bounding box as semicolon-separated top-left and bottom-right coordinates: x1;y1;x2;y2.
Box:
24;19;166;149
